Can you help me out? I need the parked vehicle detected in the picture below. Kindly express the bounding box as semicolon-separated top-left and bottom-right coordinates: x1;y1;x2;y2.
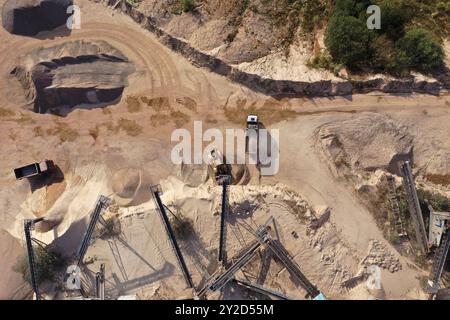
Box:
14;160;54;180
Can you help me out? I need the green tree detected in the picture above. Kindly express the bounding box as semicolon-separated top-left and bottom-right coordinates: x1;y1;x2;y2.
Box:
379;1;409;39
370;34;397;72
395;28;444;73
325;15;374;68
333;0;371;17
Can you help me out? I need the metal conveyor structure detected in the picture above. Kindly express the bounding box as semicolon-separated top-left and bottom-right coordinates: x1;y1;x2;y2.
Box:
232;278;291;300
151;185;194;289
96;264;105;300
238;218;325;300
265;237;322;299
428;227;450;298
400;161;429;253
76;195;111;265
197;226;270;298
24;217;44;300
217;175;231;266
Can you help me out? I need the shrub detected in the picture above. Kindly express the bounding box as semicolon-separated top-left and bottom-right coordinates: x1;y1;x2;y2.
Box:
325;15;374;68
171;215;195;240
436;2;450;14
47;122;79;142
13;246;65;286
418;189;450;212
226;29;238;43
379;1;409;39
33;126;45;137
170;110;190;128
395;28;444;73
181;0;195;13
0;107;15;117
126;96;142;113
333;0;367;17
117;118;143;136
370;34;407;74
307;51;336;71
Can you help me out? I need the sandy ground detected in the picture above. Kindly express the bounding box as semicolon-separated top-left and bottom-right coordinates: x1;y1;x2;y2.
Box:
0;0;449;299
235;42;339;82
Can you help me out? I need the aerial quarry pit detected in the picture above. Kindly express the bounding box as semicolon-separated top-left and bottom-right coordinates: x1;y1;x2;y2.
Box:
0;0;449;302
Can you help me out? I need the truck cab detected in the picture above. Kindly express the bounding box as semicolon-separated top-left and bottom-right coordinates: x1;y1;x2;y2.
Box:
246;115;259;130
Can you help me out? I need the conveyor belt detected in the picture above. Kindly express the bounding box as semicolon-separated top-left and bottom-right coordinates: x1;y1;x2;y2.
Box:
197;240;264;298
233;278;291;300
76;195;111;265
24;218;44;300
151;185;194;288
400;161;429;253
428;229;450;297
218;175;231;266
265;238;321;299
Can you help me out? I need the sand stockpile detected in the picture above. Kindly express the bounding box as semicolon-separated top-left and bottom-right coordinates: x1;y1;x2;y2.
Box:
5;155;112;253
12;40;134;114
179;164;209;188
316;113;414;175
112;168;142;206
1;0;73;36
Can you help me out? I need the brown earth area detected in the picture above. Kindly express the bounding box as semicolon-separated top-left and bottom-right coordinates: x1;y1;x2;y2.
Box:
0;0;449;300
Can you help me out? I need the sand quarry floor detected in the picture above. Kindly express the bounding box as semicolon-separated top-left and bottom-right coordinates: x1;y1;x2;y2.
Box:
1;0;450;300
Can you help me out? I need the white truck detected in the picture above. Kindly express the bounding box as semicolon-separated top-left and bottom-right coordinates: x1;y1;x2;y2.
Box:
246;114;259;130
14;160;54;180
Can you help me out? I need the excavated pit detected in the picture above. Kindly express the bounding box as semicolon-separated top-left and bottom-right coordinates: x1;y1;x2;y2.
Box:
12;40;134;114
1;0;73;36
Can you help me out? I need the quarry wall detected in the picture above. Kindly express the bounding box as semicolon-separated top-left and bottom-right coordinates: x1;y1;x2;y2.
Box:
107;0;447;98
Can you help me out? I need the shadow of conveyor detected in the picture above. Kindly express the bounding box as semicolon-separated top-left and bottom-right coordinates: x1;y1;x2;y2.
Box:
108;262;175;297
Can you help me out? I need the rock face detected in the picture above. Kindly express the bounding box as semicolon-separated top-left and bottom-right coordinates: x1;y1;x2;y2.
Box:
1;0;73;36
12;40;134;114
316;113;414;174
106;0;446;97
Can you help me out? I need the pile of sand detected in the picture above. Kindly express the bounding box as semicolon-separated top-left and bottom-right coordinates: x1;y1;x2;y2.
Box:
112;168;142;205
316;113;414;175
1;0;72;36
12;40;134;114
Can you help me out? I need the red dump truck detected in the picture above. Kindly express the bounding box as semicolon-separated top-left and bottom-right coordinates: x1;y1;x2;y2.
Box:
14;160;54;180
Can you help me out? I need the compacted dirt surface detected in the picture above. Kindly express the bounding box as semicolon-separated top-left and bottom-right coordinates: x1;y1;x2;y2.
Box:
0;0;449;300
